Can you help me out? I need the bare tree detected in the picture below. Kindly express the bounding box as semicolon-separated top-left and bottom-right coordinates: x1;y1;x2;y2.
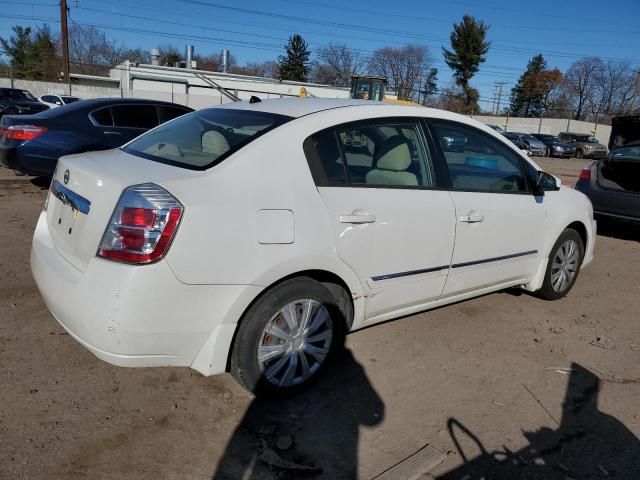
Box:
563;57;604;120
596;62;635;118
312;43;365;87
367;45;432;100
233;60;279;78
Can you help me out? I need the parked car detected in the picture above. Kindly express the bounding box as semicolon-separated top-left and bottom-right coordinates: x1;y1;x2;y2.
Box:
558;132;608;159
531;133;576;158
0;88;49;117
31;99;596;394
0;98;193;176
503;132;533;155
513;132;547;156
486;123;505;133
39;94;82;108
575;147;640;223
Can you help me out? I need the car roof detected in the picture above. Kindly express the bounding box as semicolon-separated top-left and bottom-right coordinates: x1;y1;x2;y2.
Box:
214;98;385;118
33;97;194;119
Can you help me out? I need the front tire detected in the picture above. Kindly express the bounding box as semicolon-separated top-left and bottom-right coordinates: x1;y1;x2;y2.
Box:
575;149;583;159
230;277;345;395
537;229;584;300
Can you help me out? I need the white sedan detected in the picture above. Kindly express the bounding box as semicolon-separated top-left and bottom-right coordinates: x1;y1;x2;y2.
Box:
39;94;82;108
31;99;596;394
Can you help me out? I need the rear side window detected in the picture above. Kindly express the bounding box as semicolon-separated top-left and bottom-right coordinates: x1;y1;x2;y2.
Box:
124;109;291;170
431;122;529;193
91;107;113;126
158;105;191;123
305;120;433;188
112;105;159;129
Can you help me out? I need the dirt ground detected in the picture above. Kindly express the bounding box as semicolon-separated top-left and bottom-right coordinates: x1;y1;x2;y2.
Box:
1;157;639;480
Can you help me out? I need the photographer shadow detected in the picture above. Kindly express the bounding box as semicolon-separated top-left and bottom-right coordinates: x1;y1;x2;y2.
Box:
438;363;640;479
212;349;384;479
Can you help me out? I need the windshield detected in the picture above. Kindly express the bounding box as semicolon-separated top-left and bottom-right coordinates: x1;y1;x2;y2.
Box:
575;135;599;144
61;96;80;104
4;89;36;101
124;108;292;170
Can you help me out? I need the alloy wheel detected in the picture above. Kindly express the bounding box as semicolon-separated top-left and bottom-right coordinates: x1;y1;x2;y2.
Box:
257;299;333;387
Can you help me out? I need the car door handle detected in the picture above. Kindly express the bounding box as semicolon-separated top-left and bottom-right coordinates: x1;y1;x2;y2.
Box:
459;213;485;223
103;131;122;135
339;213;376;224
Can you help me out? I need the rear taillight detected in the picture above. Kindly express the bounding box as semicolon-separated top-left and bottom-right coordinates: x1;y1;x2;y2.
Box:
4;125;47;141
97;183;183;264
579;167;592;181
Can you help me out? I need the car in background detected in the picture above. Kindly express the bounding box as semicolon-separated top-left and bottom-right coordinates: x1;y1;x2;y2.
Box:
503;132;532;155
441;131;466;152
39;94;82;109
30;99;596;394
0;98;192;177
503;132;546;156
486;124;505;134
575;146;640;223
558;132;607;159
531;133;576;158
0;88;49;117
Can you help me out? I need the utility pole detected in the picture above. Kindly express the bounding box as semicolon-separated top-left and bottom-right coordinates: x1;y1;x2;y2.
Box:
60;0;70;87
630;70;640;114
494;81;507;115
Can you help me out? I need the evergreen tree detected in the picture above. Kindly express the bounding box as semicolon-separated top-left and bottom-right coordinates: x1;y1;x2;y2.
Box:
0;26;33;79
509;54;548;117
278;34;310;82
442;15;490;113
24;25;58;81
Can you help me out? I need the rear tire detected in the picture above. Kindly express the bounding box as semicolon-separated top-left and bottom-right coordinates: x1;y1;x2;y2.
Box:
229;277;346;396
536;229;584;300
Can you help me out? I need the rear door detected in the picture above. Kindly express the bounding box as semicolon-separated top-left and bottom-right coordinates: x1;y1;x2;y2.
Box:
90;104;160;148
305;118;456;321
428;120;547;297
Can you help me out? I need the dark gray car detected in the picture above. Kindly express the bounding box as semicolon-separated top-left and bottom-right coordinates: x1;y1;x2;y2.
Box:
575;146;640;223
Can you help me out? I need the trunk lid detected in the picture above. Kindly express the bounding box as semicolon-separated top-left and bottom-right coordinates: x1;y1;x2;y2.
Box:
45;149;201;272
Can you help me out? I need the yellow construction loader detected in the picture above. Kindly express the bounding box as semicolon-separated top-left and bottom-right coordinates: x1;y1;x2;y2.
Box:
299;75;420;106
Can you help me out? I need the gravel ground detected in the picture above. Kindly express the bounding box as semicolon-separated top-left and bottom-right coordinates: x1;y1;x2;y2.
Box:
1;157;639;480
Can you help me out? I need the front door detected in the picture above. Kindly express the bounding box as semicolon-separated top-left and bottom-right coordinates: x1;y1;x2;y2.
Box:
428;121;547;297
304;118;456;323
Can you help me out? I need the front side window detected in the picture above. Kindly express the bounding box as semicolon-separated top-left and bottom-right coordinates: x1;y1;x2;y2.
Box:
305;121;433;188
431;122;529;193
111;105;159;129
124;108;291;169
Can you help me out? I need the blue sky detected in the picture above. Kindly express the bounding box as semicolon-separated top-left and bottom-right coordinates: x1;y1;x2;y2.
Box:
2;0;639;108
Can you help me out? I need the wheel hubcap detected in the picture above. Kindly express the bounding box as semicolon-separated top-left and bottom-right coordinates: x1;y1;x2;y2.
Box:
551;239;579;293
257;299;333;387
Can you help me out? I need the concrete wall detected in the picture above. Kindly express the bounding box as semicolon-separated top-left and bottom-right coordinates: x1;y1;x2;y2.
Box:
472;114;611;145
0;78;121;100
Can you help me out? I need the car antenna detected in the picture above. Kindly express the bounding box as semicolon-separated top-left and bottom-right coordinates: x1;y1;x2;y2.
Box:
249;96;262;104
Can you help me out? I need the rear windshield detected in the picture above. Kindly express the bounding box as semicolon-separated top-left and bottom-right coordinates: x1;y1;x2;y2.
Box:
123;108;292;170
1;89;36;101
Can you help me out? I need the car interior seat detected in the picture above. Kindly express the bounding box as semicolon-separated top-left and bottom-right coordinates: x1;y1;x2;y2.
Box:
201;130;230;157
366;135;418;186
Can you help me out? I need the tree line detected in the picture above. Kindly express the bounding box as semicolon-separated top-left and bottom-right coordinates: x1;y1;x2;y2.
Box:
1;18;637;121
508;54;638;122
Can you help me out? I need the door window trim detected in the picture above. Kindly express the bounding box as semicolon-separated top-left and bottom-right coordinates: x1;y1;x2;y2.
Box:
424;118;538;195
304;116;444;190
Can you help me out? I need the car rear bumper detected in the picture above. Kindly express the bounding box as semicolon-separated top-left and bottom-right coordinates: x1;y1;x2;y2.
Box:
31;211;261;374
584;151;607;159
0;144;57;176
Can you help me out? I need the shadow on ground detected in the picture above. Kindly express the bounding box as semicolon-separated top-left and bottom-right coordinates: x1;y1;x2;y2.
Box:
596;216;640;242
438;363;640;479
211;349;384;479
30;176;52;189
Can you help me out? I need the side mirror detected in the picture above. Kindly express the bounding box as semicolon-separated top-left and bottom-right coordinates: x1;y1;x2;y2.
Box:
536;171;560;193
